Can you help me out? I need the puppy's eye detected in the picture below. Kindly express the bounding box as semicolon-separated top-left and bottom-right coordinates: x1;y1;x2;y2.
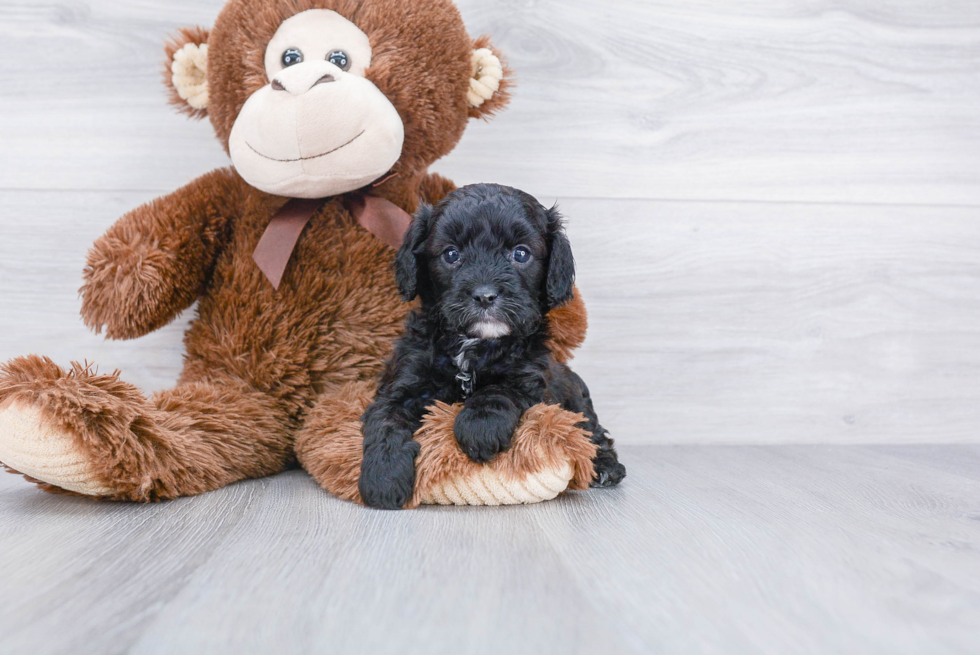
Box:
443;248;460;264
327;50;351;71
282;49;304;67
512;246;532;264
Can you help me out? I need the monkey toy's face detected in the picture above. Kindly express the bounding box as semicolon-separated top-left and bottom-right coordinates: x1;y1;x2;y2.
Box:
165;0;512;201
228;10;404;198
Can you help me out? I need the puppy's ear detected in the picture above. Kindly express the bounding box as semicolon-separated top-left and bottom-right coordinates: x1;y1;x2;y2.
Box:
395;203;433;301
545;205;575;309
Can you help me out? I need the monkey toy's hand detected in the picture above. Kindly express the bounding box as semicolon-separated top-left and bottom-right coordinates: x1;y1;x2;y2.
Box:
358;430;420;510
81;235;188;340
453;392;522;464
79;170;238;340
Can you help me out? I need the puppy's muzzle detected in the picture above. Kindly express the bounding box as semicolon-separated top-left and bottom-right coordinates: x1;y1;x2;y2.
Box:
462;284;511;339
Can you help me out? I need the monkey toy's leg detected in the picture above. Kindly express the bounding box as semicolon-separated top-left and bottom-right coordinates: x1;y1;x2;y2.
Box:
0;355;295;500
546;363;627;488
295;381;599;507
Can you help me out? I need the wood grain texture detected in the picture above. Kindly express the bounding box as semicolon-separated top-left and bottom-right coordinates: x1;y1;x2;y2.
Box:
0;0;977;203
563;198;980;445
1;444;978;654
3;191;978;445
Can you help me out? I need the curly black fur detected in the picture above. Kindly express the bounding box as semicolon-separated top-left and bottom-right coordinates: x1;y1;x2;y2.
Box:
358;184;626;509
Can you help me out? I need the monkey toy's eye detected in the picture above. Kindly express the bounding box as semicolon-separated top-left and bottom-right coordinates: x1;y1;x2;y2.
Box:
282;49;304;67
327;50;351;71
443;248;460;264
512;246;531;264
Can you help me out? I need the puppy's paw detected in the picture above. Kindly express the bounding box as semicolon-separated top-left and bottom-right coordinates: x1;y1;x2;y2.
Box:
358;438;420;509
591;443;626;488
453;400;519;464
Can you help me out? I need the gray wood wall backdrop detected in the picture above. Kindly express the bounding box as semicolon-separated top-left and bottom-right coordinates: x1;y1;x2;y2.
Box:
0;0;978;445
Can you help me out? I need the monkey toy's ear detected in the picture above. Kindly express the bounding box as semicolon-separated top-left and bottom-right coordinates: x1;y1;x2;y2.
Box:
545;206;576;310
395;204;434;301
164;27;211;119
467;36;513;120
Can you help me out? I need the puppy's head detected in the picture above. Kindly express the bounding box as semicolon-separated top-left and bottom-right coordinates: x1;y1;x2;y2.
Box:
396;183;575;339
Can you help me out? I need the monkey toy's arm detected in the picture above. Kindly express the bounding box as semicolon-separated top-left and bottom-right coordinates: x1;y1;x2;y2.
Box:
80;168;243;340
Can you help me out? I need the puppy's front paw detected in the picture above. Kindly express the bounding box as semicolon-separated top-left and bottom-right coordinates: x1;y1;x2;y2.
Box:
358;438;420;509
453;401;519;464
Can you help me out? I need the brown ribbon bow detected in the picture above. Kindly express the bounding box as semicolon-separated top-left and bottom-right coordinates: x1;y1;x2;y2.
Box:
252;193;413;290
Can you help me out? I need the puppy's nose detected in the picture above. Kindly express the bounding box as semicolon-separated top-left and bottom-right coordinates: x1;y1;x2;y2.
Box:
472;286;499;309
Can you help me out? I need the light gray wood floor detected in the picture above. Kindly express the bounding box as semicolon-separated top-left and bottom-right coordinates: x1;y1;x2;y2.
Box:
2;0;979;653
2;445;979;655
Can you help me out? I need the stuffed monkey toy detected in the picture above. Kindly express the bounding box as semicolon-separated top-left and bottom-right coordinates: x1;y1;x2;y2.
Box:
0;0;599;508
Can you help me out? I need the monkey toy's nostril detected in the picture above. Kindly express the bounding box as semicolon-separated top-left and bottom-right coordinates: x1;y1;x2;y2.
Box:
271;79;286;91
313;74;336;87
472;286;498;309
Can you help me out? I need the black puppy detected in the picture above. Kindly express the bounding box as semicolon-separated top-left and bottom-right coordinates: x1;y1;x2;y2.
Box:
358;184;626;509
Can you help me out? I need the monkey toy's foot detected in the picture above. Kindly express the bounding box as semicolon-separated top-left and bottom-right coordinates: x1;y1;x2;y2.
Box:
0;357;122;496
0;355;293;502
0;402;115;496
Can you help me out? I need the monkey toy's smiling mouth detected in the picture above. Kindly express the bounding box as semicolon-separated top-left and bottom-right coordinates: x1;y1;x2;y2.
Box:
245;130;366;163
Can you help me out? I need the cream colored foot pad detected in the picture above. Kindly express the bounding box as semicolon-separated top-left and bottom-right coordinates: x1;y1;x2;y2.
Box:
420;462;573;506
0;403;113;496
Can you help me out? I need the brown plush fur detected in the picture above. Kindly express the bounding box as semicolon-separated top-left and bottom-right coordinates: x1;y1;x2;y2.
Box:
0;0;591;504
544;291;588;365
